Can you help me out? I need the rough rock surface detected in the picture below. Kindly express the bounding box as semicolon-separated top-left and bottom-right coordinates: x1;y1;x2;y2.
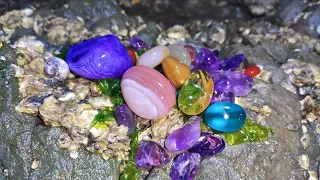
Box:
195;80;309;179
0;42;121;179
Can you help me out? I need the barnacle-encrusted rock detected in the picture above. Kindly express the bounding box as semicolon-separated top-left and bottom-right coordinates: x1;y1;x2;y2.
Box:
151;109;184;142
0;10;23;29
300;96;320;122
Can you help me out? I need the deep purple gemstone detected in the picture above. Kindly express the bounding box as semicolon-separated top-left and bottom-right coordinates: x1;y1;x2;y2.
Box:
165;116;201;152
213;50;219;57
191;48;219;74
188;133;225;158
115;104;135;134
170;152;201;180
214;77;233;93
129;37;149;51
136;141;170;168
219;54;245;71
211;71;253;96
210;91;235;104
66;35;133;79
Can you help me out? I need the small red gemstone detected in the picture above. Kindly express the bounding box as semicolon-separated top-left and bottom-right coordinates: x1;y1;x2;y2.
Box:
244;65;261;77
184;45;196;61
127;49;137;64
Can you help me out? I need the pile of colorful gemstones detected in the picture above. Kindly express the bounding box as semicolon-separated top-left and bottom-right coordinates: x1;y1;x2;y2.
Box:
65;34;268;180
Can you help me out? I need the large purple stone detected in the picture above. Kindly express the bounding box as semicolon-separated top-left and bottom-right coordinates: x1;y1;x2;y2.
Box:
170;152;201;180
136;141;170;168
211;71;253;96
129;37;149;51
219;54;245;71
66;35;133;80
191;48;219;74
165;116;201;152
188;133;225;158
115;104;135;134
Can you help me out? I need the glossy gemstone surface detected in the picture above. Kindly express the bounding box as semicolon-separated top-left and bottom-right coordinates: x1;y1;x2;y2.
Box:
219;54;245;71
129;37;148;51
244;65;261;77
170;152;201;180
136;45;169;68
188;132;225;158
168;44;192;67
211;71;253;96
192;48;219;74
66;35;133;79
165;116;201;152
115;104;135;134
121;66;176;119
162;56;191;89
136;140;170;168
178;70;213;115
210;77;235;104
204;102;246;132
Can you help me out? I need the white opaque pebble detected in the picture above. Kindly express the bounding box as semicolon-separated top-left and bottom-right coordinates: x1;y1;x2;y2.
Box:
167;44;191;67
137;45;169;68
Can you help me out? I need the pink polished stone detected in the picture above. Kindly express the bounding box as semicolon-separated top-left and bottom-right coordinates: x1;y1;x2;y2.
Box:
121;66;176;119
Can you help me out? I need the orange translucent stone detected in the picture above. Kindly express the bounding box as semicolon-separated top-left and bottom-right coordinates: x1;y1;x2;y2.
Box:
127;49;137;64
162;56;191;89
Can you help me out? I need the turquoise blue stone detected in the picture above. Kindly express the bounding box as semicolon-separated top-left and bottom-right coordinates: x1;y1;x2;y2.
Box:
204;102;246;132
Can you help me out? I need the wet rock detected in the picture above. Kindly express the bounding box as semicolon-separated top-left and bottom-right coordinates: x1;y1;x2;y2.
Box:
0;30;122;180
195;80;315;179
260;40;290;63
221;44;286;84
29;127;121;180
239;0;280;16
0;41;35;180
275;0;308;24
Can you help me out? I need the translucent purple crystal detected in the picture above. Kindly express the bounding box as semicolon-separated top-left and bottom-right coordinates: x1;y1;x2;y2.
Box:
219;54;245;71
115;104;135;134
129;37;149;51
66;35;133;79
210;91;235;104
191;48;219;74
165;116;201;152
170;152;201;180
136;141;170;168
188;133;225;158
211;71;253;96
210;76;235;104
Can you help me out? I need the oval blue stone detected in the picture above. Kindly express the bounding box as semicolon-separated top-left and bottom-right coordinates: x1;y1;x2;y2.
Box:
204;102;246;132
66;35;133;80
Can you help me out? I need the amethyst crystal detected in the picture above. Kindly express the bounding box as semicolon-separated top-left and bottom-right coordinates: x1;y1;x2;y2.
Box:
115;104;135;134
129;37;149;51
191;48;219;74
210;91;235;104
188;133;225;158
170;152;201;180
66;35;133;79
136;141;170;168
211;71;253;96
219;54;245;71
165;116;201;152
210;76;235;104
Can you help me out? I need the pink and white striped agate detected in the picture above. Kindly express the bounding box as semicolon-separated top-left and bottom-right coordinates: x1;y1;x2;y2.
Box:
121;66;176;119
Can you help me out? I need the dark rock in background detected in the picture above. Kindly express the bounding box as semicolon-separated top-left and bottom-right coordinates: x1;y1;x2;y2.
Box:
275;0;308;24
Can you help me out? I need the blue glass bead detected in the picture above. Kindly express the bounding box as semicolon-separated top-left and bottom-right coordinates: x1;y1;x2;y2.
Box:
204;102;246;132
